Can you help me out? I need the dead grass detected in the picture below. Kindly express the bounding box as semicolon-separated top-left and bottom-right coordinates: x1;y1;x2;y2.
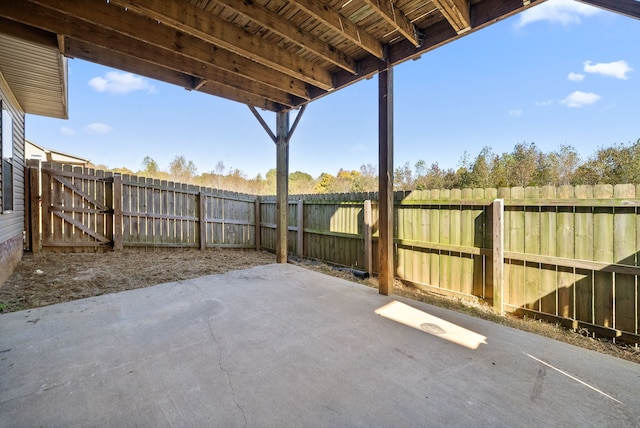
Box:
0;249;275;312
2;250;638;364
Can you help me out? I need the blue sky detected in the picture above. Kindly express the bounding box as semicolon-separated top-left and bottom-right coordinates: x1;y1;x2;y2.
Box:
25;0;640;179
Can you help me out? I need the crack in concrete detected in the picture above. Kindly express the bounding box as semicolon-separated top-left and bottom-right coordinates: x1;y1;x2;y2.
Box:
207;321;247;428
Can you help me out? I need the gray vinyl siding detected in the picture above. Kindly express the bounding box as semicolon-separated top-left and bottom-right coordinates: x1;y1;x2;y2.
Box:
0;76;26;244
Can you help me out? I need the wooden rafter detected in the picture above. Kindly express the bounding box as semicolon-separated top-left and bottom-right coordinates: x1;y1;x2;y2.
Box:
106;0;333;90
209;0;357;74
361;0;421;46
576;0;640;20
432;0;472;33
68;28;296;107
293;0;384;59
64;38;281;111
314;0;546;103
1;0;579;110
0;16;58;48
3;1;310;104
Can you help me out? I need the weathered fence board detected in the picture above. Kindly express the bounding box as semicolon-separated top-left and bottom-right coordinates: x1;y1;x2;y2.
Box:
574;185;593;323
614;184;636;332
594;185;615;327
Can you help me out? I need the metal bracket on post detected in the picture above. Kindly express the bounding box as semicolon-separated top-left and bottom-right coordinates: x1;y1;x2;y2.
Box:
248;105;307;263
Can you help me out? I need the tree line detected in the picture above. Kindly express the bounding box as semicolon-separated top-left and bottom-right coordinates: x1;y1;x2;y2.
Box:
98;139;640;195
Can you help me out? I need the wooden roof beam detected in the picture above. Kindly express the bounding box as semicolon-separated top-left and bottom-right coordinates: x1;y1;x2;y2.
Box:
361;0;421;46
4;1;311;102
0;17;58;49
210;0;358;74
575;0;640;20
63;38;281;111
107;0;333;90
293;0;385;59
307;0;542;104
432;0;472;34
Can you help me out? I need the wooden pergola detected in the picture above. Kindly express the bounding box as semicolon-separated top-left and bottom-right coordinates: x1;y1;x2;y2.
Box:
1;0;638;294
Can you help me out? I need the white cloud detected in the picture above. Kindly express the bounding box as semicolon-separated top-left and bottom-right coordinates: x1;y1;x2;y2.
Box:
535;99;554;107
516;0;600;28
584;60;633;80
59;127;75;136
560;91;601;108
85;123;114;134
88;71;156;95
568;72;585;82
508;109;523;117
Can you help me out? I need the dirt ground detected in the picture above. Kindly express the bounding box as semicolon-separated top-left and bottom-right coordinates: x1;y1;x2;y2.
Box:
2;249;639;364
0;249;276;311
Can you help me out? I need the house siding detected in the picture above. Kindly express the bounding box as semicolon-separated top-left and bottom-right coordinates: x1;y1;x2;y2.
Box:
0;71;26;287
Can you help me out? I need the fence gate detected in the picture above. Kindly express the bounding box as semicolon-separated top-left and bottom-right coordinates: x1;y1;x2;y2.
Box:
34;164;118;252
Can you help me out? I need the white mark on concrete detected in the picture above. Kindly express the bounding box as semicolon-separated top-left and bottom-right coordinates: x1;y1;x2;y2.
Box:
525;353;622;404
208;321;247;428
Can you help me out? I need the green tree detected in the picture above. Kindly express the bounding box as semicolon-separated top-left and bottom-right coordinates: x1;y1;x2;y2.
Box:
573;139;640;185
469;147;493;188
330;169;360;193
554;145;580;185
423;163;445;189
289;171;314;194
353;163;377;192
141;156;159;176
535;145;580;186
168;155;197;182
315;172;334;193
263;168;277;194
490;153;509;188
112;166;135;175
393;161;413;191
507;142;539;187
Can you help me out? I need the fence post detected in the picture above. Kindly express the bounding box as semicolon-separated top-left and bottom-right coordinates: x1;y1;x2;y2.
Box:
112;175;123;251
492;199;504;314
199;191;206;251
255;198;261;251
27;160;41;253
364;199;372;274
297;199;304;258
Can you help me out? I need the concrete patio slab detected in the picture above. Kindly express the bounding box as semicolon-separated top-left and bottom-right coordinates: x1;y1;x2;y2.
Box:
1;264;639;427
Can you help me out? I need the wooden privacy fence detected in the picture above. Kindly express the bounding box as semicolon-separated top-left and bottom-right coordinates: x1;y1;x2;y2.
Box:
26;162;640;342
27;162;259;252
260;187;640;343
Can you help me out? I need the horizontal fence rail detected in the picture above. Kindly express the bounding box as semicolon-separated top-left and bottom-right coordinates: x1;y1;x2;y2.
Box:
27;163;640;343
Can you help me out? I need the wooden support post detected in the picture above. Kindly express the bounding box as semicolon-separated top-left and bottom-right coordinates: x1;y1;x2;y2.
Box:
275;110;290;263
297;199;304;258
248;105;306;263
255;198;261;251
492;199;504;314
378;58;394;295
199;191;207;251
364;199;372;274
112;175;124;251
